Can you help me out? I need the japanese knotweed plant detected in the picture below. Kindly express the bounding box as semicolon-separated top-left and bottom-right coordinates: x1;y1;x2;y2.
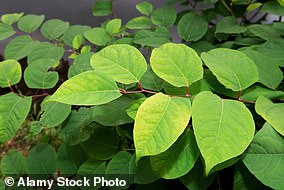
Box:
0;0;284;189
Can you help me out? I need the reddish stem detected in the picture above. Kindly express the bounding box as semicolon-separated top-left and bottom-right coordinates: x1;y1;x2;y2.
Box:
31;93;50;98
9;86;15;93
185;86;191;97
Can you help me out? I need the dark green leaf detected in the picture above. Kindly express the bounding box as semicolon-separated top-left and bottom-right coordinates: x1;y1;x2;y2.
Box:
151;7;176;26
242;123;284;189
92;96;133;126
1;150;27;175
27;143;57;176
93;0;112;16
82;126;120;160
178;12;208;42
150;129;199;179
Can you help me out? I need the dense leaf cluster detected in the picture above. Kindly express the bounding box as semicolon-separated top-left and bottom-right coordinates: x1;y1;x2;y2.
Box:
0;0;284;189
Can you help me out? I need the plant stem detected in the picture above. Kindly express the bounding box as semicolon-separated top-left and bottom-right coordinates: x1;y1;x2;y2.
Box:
237;90;242;100
185;86;191;97
221;0;235;16
9;86;15;93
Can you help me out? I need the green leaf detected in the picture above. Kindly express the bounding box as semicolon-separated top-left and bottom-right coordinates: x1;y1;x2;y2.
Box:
255;96;284;135
72;34;84;50
131;157;158;184
133;29;170;47
215;16;247;34
40;100;71;128
81;45;91;53
273;22;284;35
4;35;40;60
203;70;237;98
248;24;281;41
150;43;203;87
1;13;24;25
106;19;121;35
247;3;263;11
92;96;133;126
253;40;284;67
140;65;164;92
242;123;284;190
29;121;42;136
63;25;91;47
68;52;93;78
90;44;147;84
261;1;284;16
1;150;27;175
0;23;15;40
0;93;31;143
126;97;147;120
178;12;208;42
28;42;64;64
57;143;87;174
40;19;69;40
234;37;264;46
189;41;214;55
78;159;106;175
192;91;255;175
134;93;191;161
150;129;199;179
0;59;22;88
126;16;152;30
82;126;120;160
106;152;134;173
241;85;284;102
179;159;216;190
27;143;57;176
48;71;121;106
84;27;111;46
240;49;282;89
136;1;153;16
60;108;93;146
105;151;134;187
201;48;258;91
111;37;133;45
24;59;59;89
151;7;176;26
17;14;45;33
92;0;112;16
233;162;268;190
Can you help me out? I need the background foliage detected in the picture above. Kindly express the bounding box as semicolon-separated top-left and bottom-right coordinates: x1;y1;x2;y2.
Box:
0;0;284;189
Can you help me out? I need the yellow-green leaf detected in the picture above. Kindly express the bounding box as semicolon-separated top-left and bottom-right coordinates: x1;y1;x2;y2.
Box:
91;44;147;84
255;96;284;135
134;93;191;161
48;71;121;105
192;91;255;175
0;59;22;88
201;48;258;91
150;43;203;87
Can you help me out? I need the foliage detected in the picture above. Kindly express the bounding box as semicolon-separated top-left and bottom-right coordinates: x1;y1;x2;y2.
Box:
0;0;284;189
